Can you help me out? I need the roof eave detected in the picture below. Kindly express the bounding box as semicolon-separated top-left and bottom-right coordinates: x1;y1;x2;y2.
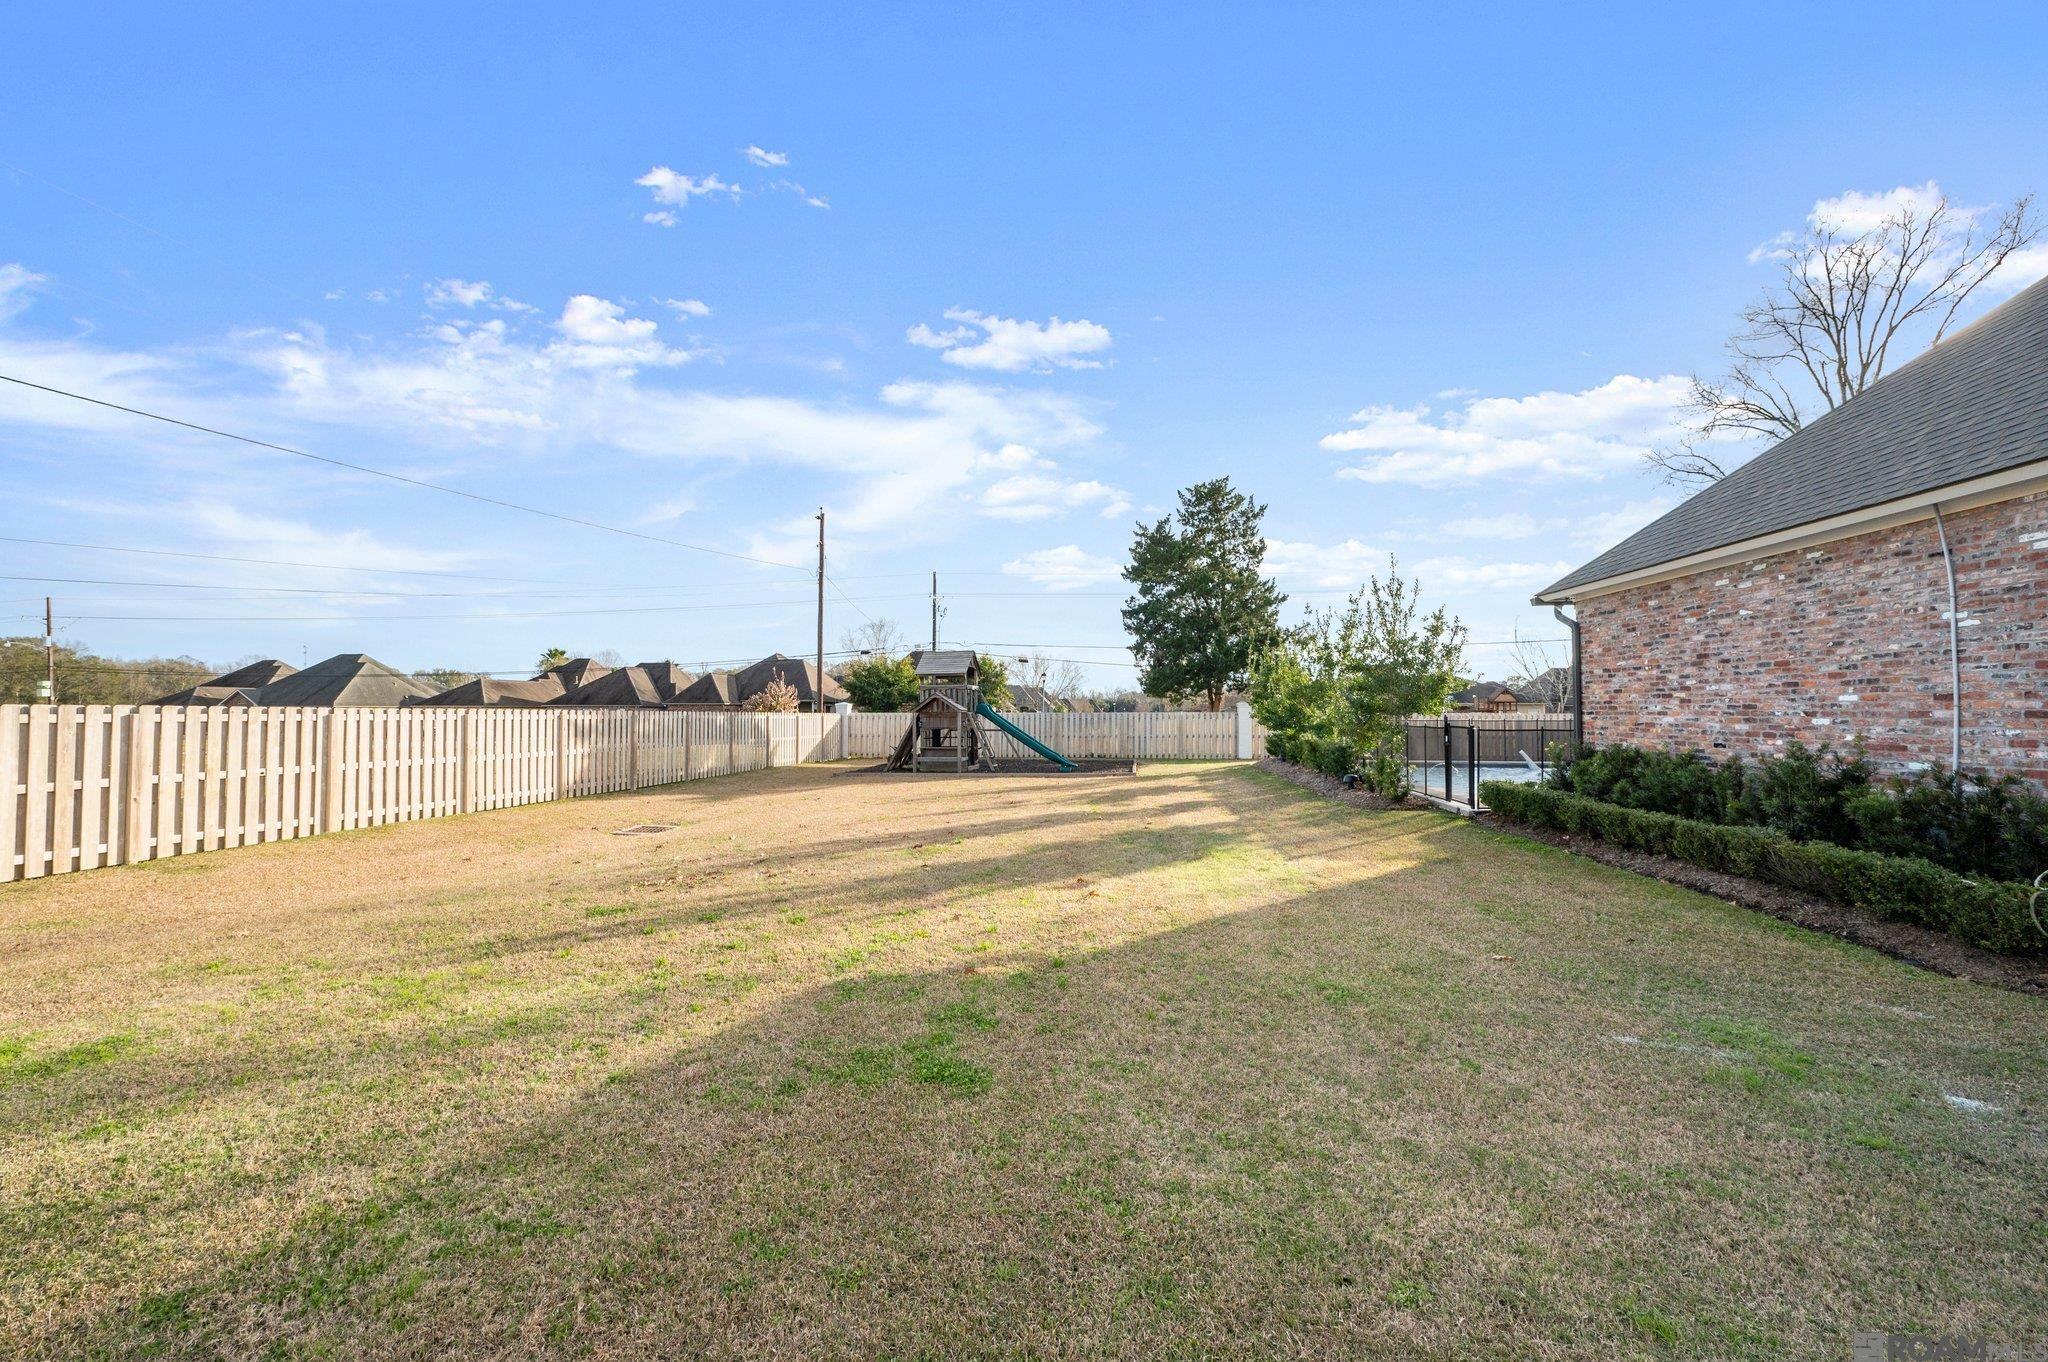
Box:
1535;458;2048;605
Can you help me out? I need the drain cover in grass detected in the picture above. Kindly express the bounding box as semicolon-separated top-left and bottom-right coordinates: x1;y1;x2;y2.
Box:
613;824;676;836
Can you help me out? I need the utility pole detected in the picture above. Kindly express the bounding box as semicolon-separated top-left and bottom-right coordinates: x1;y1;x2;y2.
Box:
929;571;940;652
42;596;56;703
814;507;826;713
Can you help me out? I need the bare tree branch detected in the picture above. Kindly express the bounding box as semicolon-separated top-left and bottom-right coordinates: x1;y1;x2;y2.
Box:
1651;189;2038;487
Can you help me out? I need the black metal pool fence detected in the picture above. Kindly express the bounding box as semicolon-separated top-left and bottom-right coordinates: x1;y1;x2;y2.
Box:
1404;716;1577;809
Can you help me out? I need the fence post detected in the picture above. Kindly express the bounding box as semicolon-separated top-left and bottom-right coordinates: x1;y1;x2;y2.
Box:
319;709;342;833
460;711;478;813
1234;702;1253;760
835;701;851;760
555;711;568;799
628;711;641;790
122;709;149;863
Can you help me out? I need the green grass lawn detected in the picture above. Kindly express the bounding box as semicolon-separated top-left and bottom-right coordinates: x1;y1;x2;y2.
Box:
1;762;2043;1359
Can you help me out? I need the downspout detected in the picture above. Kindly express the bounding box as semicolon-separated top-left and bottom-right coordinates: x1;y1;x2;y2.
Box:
1931;504;1963;774
1552;604;1583;751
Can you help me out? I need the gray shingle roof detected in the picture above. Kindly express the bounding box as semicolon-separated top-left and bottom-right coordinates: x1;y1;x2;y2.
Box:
247;654;438;707
911;649;978;679
1539;274;2048;600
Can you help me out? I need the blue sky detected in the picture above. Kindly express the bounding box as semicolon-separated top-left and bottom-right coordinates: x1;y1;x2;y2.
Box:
4;3;2046;689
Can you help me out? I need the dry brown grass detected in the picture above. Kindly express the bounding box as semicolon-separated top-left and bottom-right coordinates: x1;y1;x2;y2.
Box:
1;762;2043;1360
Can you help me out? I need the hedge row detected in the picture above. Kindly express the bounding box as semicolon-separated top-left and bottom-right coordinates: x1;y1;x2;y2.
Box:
1480;781;2044;956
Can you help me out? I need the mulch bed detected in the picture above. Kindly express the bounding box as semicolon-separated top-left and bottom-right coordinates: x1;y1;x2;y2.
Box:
852;758;1136;776
1477;814;2048;996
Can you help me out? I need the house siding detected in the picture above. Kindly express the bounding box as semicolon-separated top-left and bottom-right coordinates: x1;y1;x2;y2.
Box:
1580;489;2048;789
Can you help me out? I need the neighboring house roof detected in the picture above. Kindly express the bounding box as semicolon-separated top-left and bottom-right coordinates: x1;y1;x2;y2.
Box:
153;658;297;705
555;661;694;707
1539;274;2048;602
671;669;739;707
410;677;566;707
1516;667;1572;706
1007;684;1061;712
546;657;611;691
1450;681;1515;706
730;654;850;708
245;654;438;707
911;649;979;680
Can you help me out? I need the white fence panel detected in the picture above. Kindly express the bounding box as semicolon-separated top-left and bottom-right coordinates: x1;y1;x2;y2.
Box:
1;703;1254;884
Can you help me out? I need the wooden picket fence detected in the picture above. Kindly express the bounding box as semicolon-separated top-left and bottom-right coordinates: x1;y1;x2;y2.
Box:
840;707;1251;761
0;706;842;884
1;704;1253;884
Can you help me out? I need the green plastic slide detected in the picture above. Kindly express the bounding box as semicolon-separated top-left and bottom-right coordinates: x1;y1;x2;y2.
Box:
976;701;1079;771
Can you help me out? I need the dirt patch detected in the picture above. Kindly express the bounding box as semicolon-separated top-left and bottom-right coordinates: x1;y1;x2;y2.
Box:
1253;755;1401;810
1479;814;2048;996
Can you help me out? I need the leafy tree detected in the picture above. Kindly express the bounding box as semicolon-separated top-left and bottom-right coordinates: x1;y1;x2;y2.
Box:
742;677;801;712
975;654;1011;709
416;667;478;691
840;655;919;711
1248;559;1465;795
1121;477;1286;709
535;647;570;674
1;636;214;705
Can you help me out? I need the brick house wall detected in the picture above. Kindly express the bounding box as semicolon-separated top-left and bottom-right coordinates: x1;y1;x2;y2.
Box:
1578;488;2048;789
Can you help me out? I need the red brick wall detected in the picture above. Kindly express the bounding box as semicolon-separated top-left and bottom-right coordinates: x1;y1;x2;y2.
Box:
1579;489;2048;789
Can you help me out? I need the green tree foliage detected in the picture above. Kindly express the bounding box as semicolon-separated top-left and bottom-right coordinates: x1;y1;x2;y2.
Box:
975;654;1011;709
1247;559;1465;796
417;668;478;691
1120;477;1286;710
535;647;570;674
840;654;919;711
0;636;216;705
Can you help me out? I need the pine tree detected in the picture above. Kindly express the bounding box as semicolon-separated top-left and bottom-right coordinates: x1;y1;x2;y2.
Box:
1120;478;1286;710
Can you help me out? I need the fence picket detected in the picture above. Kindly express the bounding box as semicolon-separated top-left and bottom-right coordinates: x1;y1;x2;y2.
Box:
0;704;1261;883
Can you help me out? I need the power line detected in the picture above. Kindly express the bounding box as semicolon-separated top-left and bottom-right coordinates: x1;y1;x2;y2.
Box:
0;534;583;584
0;373;810;574
35;592;920;624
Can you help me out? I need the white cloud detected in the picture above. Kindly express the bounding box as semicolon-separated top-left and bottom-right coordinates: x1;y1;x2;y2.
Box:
976;473;1130;521
0;274;1121;570
742;145;790;168
635;167;739;223
1261;537;1394;590
1570;497;1676;548
1809;181;1946;235
1001;545;1123;591
1322;374;1694;485
1752;181;2048;294
907;308;1113;373
1442;512;1539;540
0;263;47;320
663;297;712;319
1408;557;1576;592
549;295;691;370
424;278;535;313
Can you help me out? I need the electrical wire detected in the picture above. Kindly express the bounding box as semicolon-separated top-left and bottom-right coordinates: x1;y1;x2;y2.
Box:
0;373;811;574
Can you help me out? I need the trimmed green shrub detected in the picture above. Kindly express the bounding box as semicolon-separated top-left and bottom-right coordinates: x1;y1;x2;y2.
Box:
1547;742;2048;884
1481;781;2043;956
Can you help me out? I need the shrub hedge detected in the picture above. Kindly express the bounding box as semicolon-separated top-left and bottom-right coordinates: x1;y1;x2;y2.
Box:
1481;781;2044;956
1549;741;2048;884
